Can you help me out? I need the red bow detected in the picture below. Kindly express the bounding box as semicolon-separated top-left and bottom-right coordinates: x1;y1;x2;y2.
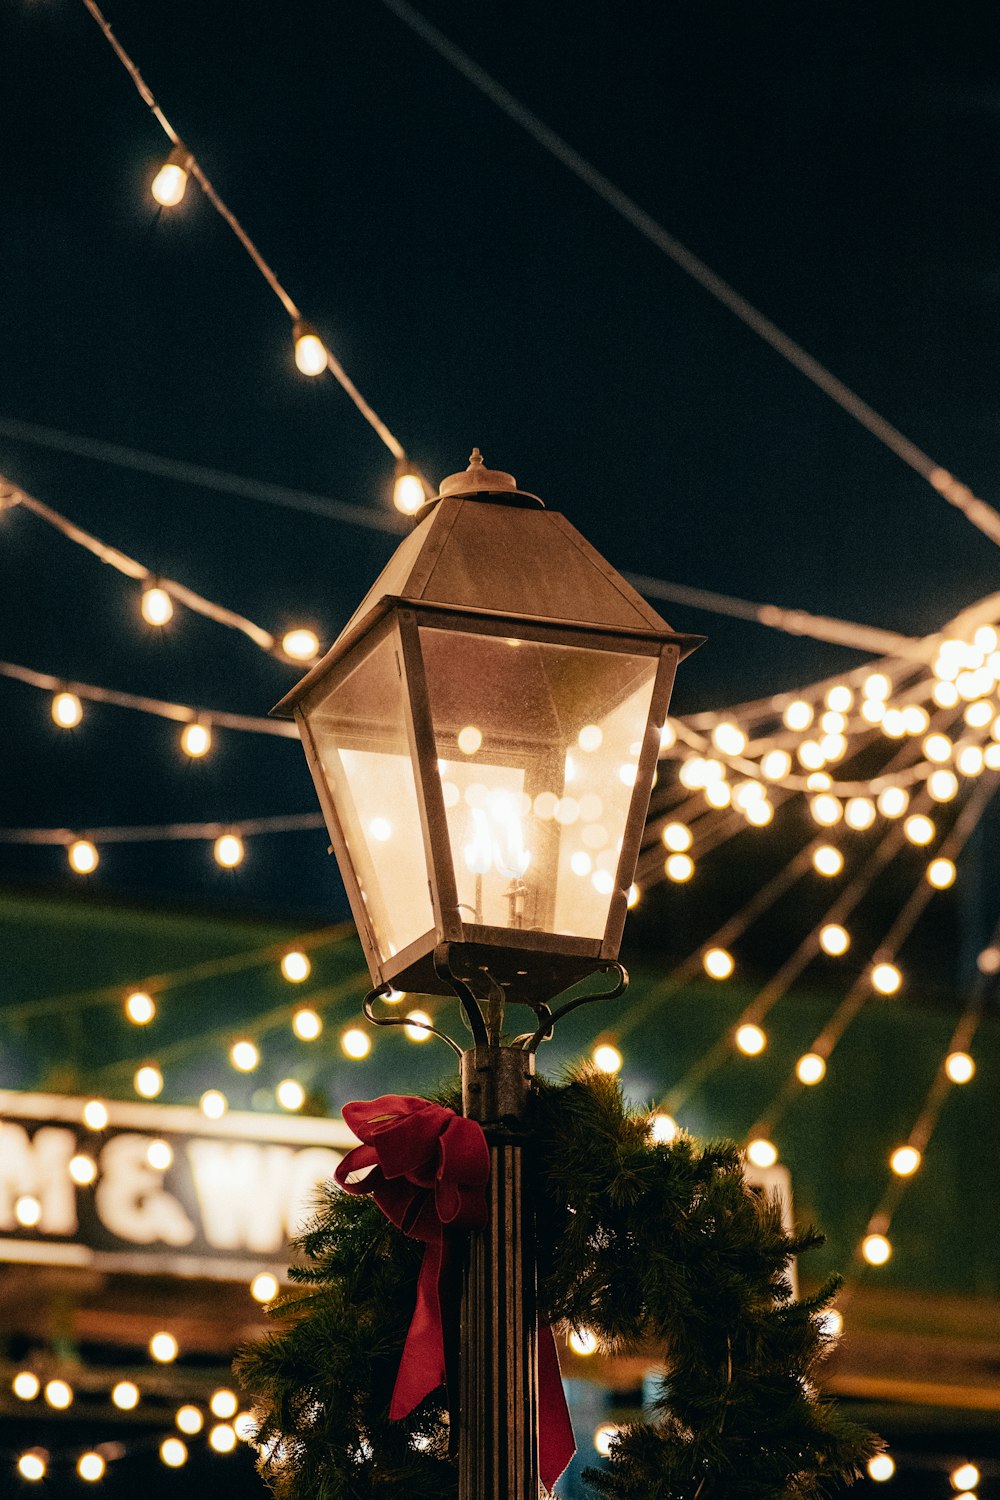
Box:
336;1095;575;1489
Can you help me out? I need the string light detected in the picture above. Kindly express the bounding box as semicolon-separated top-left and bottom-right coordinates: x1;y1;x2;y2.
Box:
593;1043;623;1074
234;1412;258;1442
404;1010;433;1042
112;1380;140;1410
662;822;692;852
251;1272;279;1304
703;947;734;980
341;1028;372;1060
78;1452;106;1483
809;794;842;827
83;1099;109;1130
861;698;885;724
659;721;677;750
568;1328;599;1356
664;852;695;882
863;673;891;700
956;743;985;777
393;467;426;516
13;1372;41;1400
134;1064;163;1098
783;700;813;731
214;833;245;868
819;923;850;956
843;796;876;830
877;786;908;818
735;1024;766;1056
141;584;174;626
746;1138;778;1168
797;740;826;770
862;1232;892;1265
17;1452;47;1481
933;680;960;707
812;844;843;877
926;857;956;889
147;1139;173;1170
902;704;929;735
180;721;212;758
175;1406;203;1435
927;769;958;802
712;721;746;755
761;749;791;780
626;883;641;908
881;708;906;738
923;732;953;763
945;1051;975;1084
210;1389;238;1420
276;1078;306;1110
951;1463;981;1491
889;1145;921;1176
149;1332;179;1363
705;780;731;809
292;1007;322;1041
69;1152;98;1185
871;963;902;996
964;699;993;729
593;1424;622;1458
44;1379;73;1409
281;628;320;662
151;146;192;207
230;1039;259;1072
650;1112;678;1143
281;950;311;983
68;838;99;874
160;1438;188;1467
744;798;773;827
51;690;83;727
868;1454;895;1482
820;710;846;735
200;1089;227;1118
825;685;853;712
292;321;328;377
125;990;156;1025
796;1053;826;1085
819;1308;843;1337
903;813;935;846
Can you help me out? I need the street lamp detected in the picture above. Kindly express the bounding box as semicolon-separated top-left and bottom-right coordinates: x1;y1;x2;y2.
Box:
273;449;698;1498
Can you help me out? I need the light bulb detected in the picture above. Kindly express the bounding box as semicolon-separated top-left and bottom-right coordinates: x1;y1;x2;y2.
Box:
214;833;245;868
141;584;173;626
146;1139;173;1170
844;797;876;830
902;704;929;735
230;1040;259;1072
210;1424;237;1453
735;1024;766;1056
18;1452;47;1481
933;680;959;707
150;1331;179;1363
578;724;604;752
712;721;746;755
679;756;709;789
812;844;843;877
662;822;692;852
889;1145;921;1176
77;1452;106;1483
820;710;846;735
281;627;320;661
234;1412;257;1441
160;1437;188;1467
151;149;191;207
867;1454;895;1482
945;1051;975;1084
125;991;156;1025
593;1424;621;1458
175;1405;203;1435
112;1380;139;1410
819;1308;843;1337
292;1007;322;1041
957;743;985;777
627;883;640;908
861;698;885;724
871;963;902;995
923;732;953;763
15;1193;41;1226
705;780;732;809
881;708;906;737
13;1371;40;1400
863;673;891;701
393;469;425;515
819;732;847;761
797;740;826;770
277;1078;306;1110
593;1043;623;1074
761;749;792;780
746;798;774;827
819;923;850;956
134;1064;163;1098
405;1010;432;1042
659;721;677;750
281;950;311;983
665;852;695;882
69;1153;98;1185
251;1271;279;1304
904;814;935;846
783;700;813;731
200;1089;227;1119
68;839;99;874
210;1389;238;1419
927;857;956;889
862;1233;891;1265
44;1378;73;1408
796;1053;826;1085
82;1100;109;1130
293;322;328;377
746;1138;778;1168
180;721;212;758
928;769;958;802
457;725;483;755
650;1112;678;1143
877;786;908;819
51;690;83;728
703;947;734;980
951;1463;980;1491
810;794;842;827
825;684;853;712
964;699;993;728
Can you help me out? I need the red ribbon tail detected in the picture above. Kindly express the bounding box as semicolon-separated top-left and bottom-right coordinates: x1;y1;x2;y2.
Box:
389;1236;447;1420
538;1323;576;1490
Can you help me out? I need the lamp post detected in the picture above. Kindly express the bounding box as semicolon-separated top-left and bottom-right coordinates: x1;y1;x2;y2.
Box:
273;449;698;1499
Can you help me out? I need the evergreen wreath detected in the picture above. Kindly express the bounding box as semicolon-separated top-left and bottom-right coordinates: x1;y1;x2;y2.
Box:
237;1070;878;1499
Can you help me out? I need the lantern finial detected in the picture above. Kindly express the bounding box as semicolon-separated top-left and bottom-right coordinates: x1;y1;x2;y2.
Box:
439;449;525;501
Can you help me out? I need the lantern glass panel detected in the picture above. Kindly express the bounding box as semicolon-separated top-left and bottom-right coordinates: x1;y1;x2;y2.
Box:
418;626;657;941
301;625;433;961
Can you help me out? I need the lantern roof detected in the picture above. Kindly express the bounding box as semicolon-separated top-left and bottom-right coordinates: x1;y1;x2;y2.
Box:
273;452;702;717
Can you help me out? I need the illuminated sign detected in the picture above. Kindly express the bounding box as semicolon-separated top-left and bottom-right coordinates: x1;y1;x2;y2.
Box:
0;1091;355;1281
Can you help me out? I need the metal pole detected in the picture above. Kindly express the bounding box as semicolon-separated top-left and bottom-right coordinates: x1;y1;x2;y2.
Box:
459;1044;538;1500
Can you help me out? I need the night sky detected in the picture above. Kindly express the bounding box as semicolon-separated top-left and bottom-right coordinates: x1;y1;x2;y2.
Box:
2;0;1000;921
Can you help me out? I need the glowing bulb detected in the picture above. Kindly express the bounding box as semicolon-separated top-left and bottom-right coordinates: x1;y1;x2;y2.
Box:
783;700;813;731
902;704;930;735
877;786;908;819
457;725;483;755
745;798;774;827
52;690;83;728
819;732;847;762
15;1193;41;1226
591;869;615;896
180;721;212;758
230;1040;259;1072
927;857;956;889
662;822;692;852
134;1064;163;1098
868;1454;895;1482
151;151;190;207
820;710;846;735
705;780;732;809
594;1424;621;1458
861;698;885;724
819;923;850;956
569;1329;599;1356
664;852;695;882
871;963;902;995
210;1424;237;1453
368;816;393;842
889;1145;921;1176
923;733;953;763
951;1463;980;1490
281;628;320;661
175;1405;203;1435
826;685;853;712
292;1007;322;1041
338;1026;371;1063
747;1138;778;1168
735;1024;766;1056
69;1153;97;1185
13;1372;40;1400
293;322;328;376
797;740;826;770
281;951;311;983
796;1053;826;1085
844;797;876;830
200;1089;227;1118
145;1139;172;1171
627;883;640;908
881;708;906;738
651;1112;678;1143
957;743;985;777
578;724;604;752
593;1043;623;1074
251;1271;279;1304
68;839;99;874
703;947;734;980
44;1379;73;1409
77;1452;106;1482
810;794;842;827
214;833;245;868
926;769;957;802
112;1380;139;1410
819;1308;843;1337
160;1437;188;1467
405;1010;432;1042
234;1412;258;1441
933;680;959;707
125;991;156;1025
712;721;746;755
760;749;792;780
812;844;843;877
393;470;425;515
904;814;935;846
732;779;765;811
150;1331;179;1363
945;1051;975;1084
141;585;173;626
863;673;891;701
83;1100;108;1131
679;757;709;789
987;742;1000;769
659;721;677;750
862;1233;891;1265
210;1389;238;1419
965;699;993;728
18;1452;47;1481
